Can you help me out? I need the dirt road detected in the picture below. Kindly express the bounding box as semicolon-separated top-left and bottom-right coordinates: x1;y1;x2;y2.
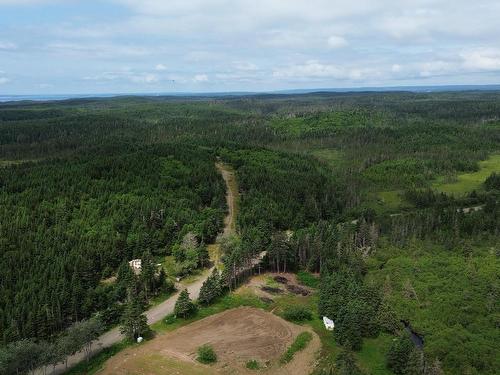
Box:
216;162;238;237
46;162;237;375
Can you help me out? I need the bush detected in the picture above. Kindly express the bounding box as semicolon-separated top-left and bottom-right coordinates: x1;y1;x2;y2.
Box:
283;305;313;322
245;359;260;370
197;344;217;364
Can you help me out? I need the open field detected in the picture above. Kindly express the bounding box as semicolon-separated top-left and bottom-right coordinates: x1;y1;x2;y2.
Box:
99;307;319;375
433;154;500;195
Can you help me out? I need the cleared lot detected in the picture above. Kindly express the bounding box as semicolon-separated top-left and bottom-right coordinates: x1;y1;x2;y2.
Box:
99;307;319;374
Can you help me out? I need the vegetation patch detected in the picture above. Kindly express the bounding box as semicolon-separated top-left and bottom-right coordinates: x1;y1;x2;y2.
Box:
432;154;500;195
296;270;319;288
245;359;261;370
196;344;217;364
283;305;313;322
280;331;313;363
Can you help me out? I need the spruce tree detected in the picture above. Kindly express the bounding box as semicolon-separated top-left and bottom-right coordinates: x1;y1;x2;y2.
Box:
174;289;197;318
120;290;150;341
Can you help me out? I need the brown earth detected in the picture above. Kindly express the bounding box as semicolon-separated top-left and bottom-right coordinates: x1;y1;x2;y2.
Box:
99;307;320;375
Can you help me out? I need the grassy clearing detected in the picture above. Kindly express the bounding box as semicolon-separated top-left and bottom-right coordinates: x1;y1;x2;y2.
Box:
310;148;344;170
131;353;218;375
297;270;320;288
280;331;313;363
356;334;393;375
433;154;500;195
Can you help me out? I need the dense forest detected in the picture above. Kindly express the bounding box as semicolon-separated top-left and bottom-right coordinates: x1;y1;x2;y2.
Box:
0;91;499;374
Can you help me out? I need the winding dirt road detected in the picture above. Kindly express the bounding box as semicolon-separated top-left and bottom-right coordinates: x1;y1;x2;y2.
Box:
46;162;237;375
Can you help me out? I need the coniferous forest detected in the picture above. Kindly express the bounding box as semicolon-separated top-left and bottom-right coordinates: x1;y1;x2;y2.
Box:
0;91;499;374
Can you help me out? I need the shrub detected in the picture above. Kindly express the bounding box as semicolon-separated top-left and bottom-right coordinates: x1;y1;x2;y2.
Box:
245;359;260;370
283;305;312;322
197;344;217;364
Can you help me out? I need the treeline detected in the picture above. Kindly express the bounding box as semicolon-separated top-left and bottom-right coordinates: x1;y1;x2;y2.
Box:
0;143;225;343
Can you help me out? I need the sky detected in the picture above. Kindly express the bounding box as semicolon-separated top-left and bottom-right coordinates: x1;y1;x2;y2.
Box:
1;0;500;94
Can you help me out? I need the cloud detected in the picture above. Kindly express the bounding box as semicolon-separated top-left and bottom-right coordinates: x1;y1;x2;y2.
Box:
273;60;372;81
83;69;159;84
391;64;402;73
193;74;208;82
0;0;59;4
0;41;17;50
461;48;500;71
327;35;348;49
0;77;10;85
45;42;152;58
4;0;500;93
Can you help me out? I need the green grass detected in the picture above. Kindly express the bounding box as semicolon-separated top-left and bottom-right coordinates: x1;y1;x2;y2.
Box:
265;276;280;288
131;353;218;375
310;149;344;170
64;340;132;375
297;270;320;288
356;334;393;375
280;331;313;363
433;154;500;195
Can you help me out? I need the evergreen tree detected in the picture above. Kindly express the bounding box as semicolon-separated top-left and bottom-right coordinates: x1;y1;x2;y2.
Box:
386;333;415;375
120;290;150;341
199;269;222;306
174;289;197;318
140;250;156;299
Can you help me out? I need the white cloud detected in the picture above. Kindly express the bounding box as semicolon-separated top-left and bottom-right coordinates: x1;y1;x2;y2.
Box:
234;61;258;71
327;35;348;49
0;41;17;50
461;48;500;71
130;73;158;83
391;64;402;73
193;74;208;82
273;60;372;81
0;77;10;84
84;69;159;84
155;64;167;71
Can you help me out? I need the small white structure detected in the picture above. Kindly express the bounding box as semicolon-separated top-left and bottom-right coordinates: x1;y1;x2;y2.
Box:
137;336;143;343
129;259;142;274
323;316;335;331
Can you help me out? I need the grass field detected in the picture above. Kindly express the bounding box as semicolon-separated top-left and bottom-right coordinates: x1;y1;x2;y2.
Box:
433;154;500;195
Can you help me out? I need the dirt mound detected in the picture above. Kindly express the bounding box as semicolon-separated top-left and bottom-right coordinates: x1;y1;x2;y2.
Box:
286;284;310;296
273;275;288;284
99;307;319;375
261;286;283;294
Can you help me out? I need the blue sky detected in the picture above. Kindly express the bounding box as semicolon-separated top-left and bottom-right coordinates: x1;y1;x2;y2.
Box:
1;0;500;94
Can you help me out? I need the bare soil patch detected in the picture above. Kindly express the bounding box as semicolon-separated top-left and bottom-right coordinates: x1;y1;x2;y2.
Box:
99;307;319;375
